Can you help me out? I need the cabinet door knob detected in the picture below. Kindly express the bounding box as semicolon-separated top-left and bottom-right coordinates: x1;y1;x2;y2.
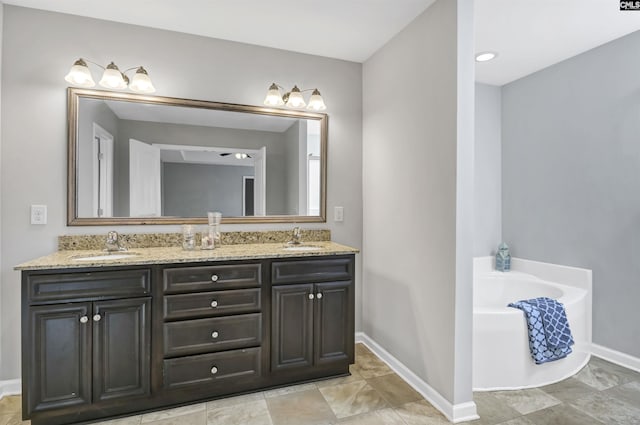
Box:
211;331;219;339
79;315;89;324
211;274;219;282
308;293;315;300
93;314;101;322
210;366;218;375
210;300;218;308
317;293;323;299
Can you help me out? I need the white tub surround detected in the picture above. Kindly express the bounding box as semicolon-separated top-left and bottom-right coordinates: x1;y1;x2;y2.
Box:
473;257;592;391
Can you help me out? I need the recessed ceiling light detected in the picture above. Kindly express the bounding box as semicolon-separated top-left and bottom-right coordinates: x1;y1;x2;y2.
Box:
475;52;497;62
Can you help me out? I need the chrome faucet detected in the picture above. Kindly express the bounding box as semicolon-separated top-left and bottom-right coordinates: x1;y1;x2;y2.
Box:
105;231;126;252
290;226;302;245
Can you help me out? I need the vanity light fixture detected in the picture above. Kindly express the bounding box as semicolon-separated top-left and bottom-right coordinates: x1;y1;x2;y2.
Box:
475;52;498;62
263;83;326;111
65;58;156;93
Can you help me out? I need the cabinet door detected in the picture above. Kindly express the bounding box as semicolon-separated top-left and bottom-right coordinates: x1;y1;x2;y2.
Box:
271;284;314;371
314;281;354;365
93;297;151;402
27;303;91;414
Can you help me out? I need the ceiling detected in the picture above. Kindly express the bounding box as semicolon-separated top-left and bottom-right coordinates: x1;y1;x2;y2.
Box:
104;100;299;133
5;0;640;86
2;0;436;63
474;0;640;85
156;144;257;167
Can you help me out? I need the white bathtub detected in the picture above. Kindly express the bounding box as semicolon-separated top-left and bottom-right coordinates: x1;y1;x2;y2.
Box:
473;257;592;391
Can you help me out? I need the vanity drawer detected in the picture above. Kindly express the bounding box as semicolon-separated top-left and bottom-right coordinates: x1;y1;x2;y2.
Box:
163;264;261;294
272;258;353;284
26;269;150;303
163;288;261;320
163;347;261;389
163;313;261;357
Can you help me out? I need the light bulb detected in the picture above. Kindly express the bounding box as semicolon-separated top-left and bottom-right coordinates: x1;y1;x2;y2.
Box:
129;67;156;93
235;153;248;159
306;89;326;111
99;62;127;89
64;58;95;88
285;85;306;108
264;83;284;106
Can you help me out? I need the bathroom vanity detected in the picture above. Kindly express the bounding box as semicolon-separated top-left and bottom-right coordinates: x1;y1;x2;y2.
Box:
16;242;357;425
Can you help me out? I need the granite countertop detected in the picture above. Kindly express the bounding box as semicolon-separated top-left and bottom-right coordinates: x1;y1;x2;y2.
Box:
15;241;359;271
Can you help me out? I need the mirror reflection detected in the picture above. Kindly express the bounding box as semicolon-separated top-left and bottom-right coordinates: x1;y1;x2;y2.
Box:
68;89;327;225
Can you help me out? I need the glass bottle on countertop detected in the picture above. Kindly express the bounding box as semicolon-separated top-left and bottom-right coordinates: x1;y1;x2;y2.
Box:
202;212;222;250
182;224;196;250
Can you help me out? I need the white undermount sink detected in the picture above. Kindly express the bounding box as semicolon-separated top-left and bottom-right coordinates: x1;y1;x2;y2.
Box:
282;245;322;252
72;253;139;261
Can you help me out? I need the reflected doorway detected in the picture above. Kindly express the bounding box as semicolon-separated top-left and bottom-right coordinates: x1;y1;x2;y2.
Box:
93;123;114;218
243;176;255;216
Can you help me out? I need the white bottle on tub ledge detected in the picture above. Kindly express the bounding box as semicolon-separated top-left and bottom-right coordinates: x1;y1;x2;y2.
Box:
496;242;511;272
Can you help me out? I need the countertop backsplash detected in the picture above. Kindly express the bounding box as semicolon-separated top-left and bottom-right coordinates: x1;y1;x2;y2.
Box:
58;229;331;251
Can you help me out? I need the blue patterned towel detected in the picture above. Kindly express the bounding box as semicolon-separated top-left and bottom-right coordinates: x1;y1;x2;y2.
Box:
508;297;574;364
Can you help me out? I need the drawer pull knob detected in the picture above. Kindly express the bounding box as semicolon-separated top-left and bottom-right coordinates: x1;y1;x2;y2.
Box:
210;300;218;308
317;293;323;299
211;366;218;375
211;274;219;282
93;314;101;322
308;293;315;300
79;316;88;324
211;331;219;339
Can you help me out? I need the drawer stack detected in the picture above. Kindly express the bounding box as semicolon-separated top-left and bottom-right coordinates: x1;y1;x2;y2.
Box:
160;263;263;389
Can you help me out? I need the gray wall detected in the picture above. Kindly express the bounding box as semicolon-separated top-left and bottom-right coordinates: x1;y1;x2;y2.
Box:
0;3;3;373
474;83;502;256
363;0;474;407
162;163;253;217
0;5;363;380
77;98;120;217
116;119;291;216
502;30;640;357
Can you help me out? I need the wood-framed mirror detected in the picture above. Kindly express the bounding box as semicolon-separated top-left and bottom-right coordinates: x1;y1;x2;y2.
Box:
67;88;327;225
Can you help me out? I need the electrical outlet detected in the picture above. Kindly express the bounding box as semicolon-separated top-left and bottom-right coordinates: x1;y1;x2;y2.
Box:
334;206;344;222
31;205;47;225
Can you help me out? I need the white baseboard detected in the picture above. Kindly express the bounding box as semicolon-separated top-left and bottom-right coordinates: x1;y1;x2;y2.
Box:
355;332;478;423
0;379;21;399
591;343;640;373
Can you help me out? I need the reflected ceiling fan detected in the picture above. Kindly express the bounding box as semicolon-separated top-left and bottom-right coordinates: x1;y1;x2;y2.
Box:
219;152;252;159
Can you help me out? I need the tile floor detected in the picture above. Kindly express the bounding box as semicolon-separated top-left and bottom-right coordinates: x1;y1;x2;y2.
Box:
1;344;639;425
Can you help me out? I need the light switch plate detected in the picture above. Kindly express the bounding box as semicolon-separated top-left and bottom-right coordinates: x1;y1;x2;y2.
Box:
334;206;344;222
31;205;47;225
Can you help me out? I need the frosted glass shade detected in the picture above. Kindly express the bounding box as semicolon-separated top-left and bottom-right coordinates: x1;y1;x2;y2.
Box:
285;86;306;108
306;89;326;111
64;59;95;88
129;67;156;93
263;83;284;106
99;62;127;89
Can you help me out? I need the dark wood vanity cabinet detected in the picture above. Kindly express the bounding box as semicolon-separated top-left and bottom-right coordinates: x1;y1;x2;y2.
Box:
21;254;355;425
22;268;151;423
271;258;355;376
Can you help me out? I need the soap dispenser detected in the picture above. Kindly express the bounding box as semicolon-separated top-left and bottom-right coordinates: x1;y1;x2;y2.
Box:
496;242;511;272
